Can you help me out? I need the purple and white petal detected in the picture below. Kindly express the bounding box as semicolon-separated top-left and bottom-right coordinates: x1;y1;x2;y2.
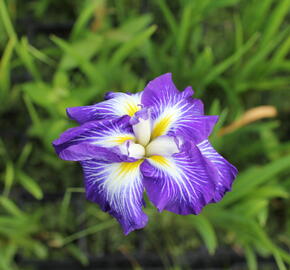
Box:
67;92;143;123
142;73;203;116
197;140;238;202
141;144;216;215
141;73;217;143
81;159;148;234
150;102;218;143
181;86;204;115
53;116;137;162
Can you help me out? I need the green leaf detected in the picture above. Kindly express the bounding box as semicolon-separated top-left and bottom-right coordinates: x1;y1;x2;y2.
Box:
17;143;33;169
118;14;153;37
0;0;17;39
28;44;56;66
155;0;177;34
0;196;23;217
23;94;41;126
59;33;103;70
110;25;156;67
237;77;290;91
17;171;43;200
176;2;194;56
32;241;48;259
268;34;290;73
3;161;14;196
191;46;214;85
202;33;259;86
248;186;288;200
245;0;273;34
0;37;16;98
66;244;89;266
237;26;290;82
221;154;290;206
71;0;105;40
59;187;85;228
189;215;217;255
62;221;114;245
233;199;268;217
273;251;287;270
51;35;104;85
16;37;42;81
245;244;258;270
260;0;290;46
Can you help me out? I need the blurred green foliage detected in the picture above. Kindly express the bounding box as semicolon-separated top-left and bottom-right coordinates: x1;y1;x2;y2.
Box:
0;0;290;269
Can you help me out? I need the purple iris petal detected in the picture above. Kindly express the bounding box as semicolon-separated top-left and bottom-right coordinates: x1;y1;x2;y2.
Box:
81;159;148;235
67;92;142;123
141;143;216;215
142;73;203;116
197;140;238;202
181;86;194;98
142;73;218;143
53;116;136;162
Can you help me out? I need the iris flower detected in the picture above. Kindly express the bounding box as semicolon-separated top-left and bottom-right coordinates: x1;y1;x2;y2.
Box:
53;73;237;235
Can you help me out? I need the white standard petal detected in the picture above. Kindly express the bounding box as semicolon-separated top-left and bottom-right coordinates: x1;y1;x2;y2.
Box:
120;140;145;159
146;136;179;157
133;118;151;146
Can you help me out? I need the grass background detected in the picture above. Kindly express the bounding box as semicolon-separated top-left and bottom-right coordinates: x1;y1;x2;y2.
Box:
0;0;290;269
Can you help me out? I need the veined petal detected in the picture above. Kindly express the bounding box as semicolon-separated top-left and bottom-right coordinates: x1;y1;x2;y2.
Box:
146;135;179;157
197;140;238;202
141;144;216;215
150;104;218;142
67;92;142;123
142;73;217;142
142;73;179;99
81;159;148;234
181;86;194;98
142;73;203;116
53;116;137;162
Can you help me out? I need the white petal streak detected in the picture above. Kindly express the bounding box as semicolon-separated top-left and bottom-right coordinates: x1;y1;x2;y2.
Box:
151;98;196;139
74;120;135;148
99;92;142;117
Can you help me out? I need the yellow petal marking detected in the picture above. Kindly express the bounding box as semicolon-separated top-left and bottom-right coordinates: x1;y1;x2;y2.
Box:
109;135;135;145
117;160;144;178
151;112;175;139
124;102;140;117
148;155;171;167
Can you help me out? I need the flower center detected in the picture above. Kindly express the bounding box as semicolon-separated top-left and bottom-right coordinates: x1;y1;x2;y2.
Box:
145;136;179;157
121;110;180;160
122;136;179;160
